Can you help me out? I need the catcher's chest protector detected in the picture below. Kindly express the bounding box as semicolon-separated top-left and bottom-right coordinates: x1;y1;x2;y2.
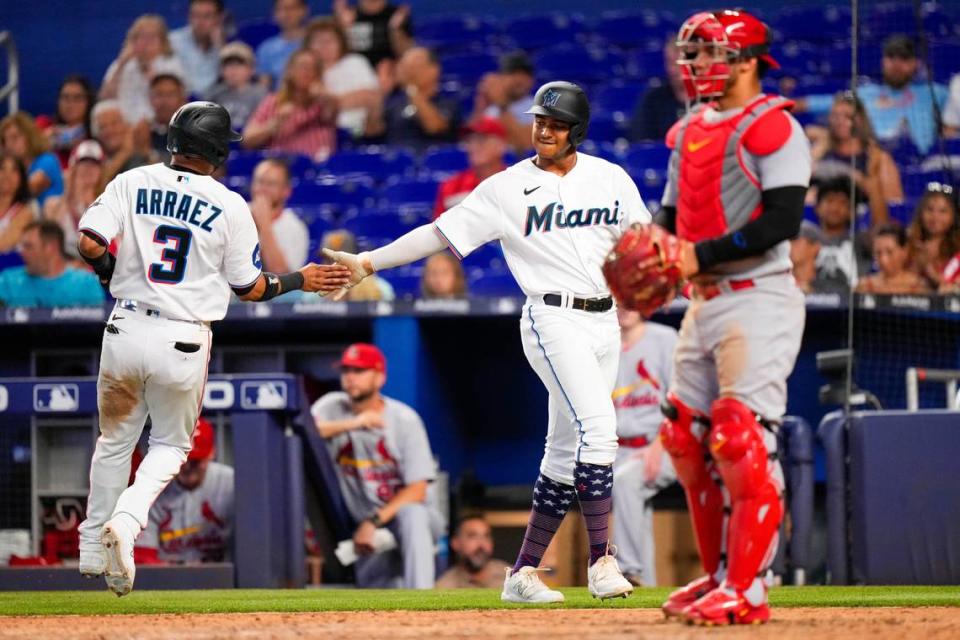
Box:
667;95;794;243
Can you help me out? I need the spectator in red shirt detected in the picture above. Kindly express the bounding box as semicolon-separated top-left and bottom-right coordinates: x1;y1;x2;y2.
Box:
243;48;339;161
432;117;507;219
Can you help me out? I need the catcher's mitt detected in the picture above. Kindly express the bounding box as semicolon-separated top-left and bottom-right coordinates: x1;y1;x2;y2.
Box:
603;224;683;317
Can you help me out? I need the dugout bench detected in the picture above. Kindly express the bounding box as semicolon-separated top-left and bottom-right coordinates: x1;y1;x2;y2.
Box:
0;374;306;590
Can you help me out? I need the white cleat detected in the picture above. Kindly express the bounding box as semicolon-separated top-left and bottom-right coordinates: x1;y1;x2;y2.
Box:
587;554;634;600
501;566;565;604
101;516;137;597
79;545;106;578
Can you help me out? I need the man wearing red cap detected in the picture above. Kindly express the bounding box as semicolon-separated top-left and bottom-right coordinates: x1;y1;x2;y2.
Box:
433;117;508;220
312;343;442;588
654;9;810;625
134;417;234;564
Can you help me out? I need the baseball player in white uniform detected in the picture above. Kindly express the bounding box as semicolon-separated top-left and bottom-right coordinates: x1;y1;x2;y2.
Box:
611;308;677;587
324;81;647;603
75;102;349;596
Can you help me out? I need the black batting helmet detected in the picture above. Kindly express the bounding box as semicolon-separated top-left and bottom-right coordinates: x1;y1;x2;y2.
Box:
166;101;242;168
525;81;590;147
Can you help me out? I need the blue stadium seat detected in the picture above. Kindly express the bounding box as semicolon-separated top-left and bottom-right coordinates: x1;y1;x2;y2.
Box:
381;267;424;299
226;151;267;182
585;115;624;144
777;41;824;78
288;180;377;212
770;6;850;43
234;19;280;50
592;82;646;118
469;270;523;297
501;14;586;51
421;146;469;177
321;148;416;183
342;213;416;244
416;15;496;52
534;46;624;85
441;52;498;86
624;143;671;172
624;47;669;80
381;178;441;208
592;11;673;49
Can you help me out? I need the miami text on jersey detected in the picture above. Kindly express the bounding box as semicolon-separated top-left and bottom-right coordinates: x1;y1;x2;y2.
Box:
524;200;621;237
135;188;223;232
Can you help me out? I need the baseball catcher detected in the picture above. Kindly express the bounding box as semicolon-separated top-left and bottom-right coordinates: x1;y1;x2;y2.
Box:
606;9;810;625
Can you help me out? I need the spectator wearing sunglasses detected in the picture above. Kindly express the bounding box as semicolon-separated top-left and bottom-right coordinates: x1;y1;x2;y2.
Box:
907;183;959;290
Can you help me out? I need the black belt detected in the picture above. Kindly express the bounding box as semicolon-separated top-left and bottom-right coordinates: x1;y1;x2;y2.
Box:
543;293;613;313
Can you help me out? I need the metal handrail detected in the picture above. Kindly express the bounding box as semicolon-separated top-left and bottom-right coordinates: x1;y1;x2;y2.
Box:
0;31;19;114
905;367;960;410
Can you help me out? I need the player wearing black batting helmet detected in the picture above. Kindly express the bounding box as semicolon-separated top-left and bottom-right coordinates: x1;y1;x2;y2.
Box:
166;101;242;169
525;81;591;148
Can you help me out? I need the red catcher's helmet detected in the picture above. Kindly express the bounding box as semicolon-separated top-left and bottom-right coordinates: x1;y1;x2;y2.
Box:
676;9;779;100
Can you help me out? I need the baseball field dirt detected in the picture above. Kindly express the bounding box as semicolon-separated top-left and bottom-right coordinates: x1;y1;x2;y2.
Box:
2;607;960;639
1;587;958;639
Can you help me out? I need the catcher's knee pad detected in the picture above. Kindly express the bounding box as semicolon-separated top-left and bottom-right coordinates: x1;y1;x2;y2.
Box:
708;397;783;589
660;393;724;575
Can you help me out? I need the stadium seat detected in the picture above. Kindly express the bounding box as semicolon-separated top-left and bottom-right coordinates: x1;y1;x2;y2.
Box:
380;267;424;299
381;178;441;208
234;19;280;50
777;41;825;78
624;143;671;172
415;15;496;52
421;146;469;178
441;52;498;86
321;148;416;183
501;14;586;51
534;46;624;85
591;10;672;49
461;243;506;270
770;6;850;43
288;180;377;213
585;115;624;144
226;151;268;182
592;82;646;119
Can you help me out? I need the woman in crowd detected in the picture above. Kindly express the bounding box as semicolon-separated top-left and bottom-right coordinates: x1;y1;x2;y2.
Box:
907;184;960;290
243;48;339;161
0;152;38;256
421;253;467;299
99;14;185;125
304;17;381;138
37;75;97;168
42;140;105;262
857;224;930;294
807;92;903;222
0;112;64;207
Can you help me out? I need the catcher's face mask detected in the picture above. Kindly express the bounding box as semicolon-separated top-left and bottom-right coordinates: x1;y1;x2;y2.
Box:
676;12;737;100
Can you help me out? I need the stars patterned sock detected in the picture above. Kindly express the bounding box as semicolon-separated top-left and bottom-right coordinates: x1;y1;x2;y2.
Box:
512;473;577;574
574;462;614;566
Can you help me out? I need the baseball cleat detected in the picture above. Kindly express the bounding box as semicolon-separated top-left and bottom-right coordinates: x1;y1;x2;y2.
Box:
662;575;719;619
681;586;770;626
501;566;565;604
587;554;634;600
101;516;138;597
79;545;106;578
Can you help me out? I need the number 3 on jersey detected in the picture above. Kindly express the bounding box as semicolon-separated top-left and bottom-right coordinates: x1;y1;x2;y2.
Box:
149;225;193;284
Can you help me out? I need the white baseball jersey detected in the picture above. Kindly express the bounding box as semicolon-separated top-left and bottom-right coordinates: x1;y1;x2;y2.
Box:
79;163;263;322
434;153;651;297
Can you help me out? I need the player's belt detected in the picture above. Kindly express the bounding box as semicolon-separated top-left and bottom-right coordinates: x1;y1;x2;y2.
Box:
617;435;650;448
691;269;792;301
543;293;613;313
115;299;208;326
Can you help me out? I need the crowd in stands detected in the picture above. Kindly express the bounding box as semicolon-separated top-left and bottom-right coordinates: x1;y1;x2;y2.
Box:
1;0;959;308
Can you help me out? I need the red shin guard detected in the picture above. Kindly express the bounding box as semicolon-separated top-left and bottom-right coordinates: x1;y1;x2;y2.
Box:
660;393;724;576
709;397;783;590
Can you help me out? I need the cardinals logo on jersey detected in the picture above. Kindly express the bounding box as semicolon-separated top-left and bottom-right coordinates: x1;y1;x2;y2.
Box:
612;358;662;408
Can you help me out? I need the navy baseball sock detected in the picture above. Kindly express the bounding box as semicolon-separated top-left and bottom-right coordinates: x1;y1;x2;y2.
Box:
574;462;614;566
512;473;577;573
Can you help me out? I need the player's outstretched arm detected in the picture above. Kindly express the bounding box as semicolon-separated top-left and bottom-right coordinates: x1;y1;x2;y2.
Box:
322;223;448;300
233;263;351;302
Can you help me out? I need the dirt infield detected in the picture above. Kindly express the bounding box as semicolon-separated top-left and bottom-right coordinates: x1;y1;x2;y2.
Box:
2;607;958;640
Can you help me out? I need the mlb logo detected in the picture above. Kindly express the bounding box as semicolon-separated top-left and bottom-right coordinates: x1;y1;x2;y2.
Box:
34;384;80;412
240;381;287;410
542;89;562;108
